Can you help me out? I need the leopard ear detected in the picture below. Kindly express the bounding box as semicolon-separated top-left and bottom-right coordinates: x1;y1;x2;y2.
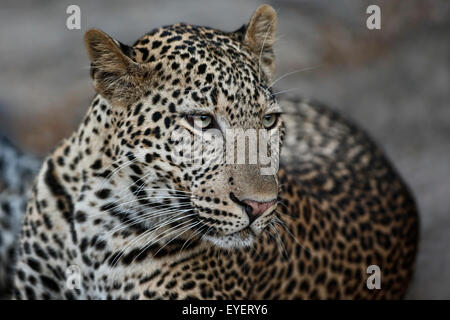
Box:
243;5;277;82
84;29;145;105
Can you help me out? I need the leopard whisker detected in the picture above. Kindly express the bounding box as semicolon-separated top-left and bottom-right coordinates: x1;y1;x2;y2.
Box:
113;170;156;203
114;201;193;218
277;200;289;210
179;223;205;254
270;88;299;97
99;209;188;242
130;218;199;264
267;65;322;89
273;214;315;256
153;220;202;258
96;195;194;215
269;222;289;260
88;199;189;219
99;207;193;239
109;212;197;269
89;200;187;219
97;158;139;194
143;188;193;195
103;156;138;181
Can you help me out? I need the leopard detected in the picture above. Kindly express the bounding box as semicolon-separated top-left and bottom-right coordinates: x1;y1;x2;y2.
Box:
10;5;418;299
0;134;40;298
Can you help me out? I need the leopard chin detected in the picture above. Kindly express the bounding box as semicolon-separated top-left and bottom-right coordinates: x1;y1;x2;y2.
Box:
203;228;256;249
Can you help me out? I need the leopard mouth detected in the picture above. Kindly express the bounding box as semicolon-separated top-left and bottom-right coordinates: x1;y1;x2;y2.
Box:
202;226;256;248
228;226;254;238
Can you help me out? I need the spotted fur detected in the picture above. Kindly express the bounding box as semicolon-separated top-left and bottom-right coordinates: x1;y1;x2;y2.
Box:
0;135;40;297
11;5;418;299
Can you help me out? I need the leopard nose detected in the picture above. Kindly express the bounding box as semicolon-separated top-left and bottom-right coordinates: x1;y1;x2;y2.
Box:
241;199;277;223
242;199;275;215
229;193;277;223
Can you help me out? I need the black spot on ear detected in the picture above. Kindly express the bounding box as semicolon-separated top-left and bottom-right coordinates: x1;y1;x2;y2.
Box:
232;24;247;41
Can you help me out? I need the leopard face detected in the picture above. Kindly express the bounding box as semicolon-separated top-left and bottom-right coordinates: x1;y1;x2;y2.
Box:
84;5;284;248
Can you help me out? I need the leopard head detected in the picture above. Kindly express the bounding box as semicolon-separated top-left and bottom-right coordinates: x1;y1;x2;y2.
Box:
83;5;284;248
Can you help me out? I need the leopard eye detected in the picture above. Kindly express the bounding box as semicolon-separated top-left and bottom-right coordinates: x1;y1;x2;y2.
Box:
187;115;213;129
263;113;279;129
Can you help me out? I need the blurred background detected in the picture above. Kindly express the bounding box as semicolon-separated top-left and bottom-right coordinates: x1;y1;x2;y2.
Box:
0;0;448;299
